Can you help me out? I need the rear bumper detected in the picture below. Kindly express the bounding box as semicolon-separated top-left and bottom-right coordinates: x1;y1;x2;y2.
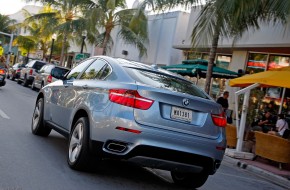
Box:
89;112;225;174
15;72;20;78
27;75;34;82
90;140;222;174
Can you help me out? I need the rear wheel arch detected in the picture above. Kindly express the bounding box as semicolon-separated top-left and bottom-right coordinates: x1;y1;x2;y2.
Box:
36;93;44;103
71;109;89;132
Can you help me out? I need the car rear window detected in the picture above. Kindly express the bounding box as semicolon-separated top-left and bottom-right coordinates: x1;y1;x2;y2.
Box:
124;67;209;99
52;67;69;79
33;62;46;70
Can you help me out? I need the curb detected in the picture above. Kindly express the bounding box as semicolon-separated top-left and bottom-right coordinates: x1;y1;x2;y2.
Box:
223;156;290;189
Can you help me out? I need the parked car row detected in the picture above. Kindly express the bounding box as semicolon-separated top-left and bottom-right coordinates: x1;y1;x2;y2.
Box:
7;60;69;91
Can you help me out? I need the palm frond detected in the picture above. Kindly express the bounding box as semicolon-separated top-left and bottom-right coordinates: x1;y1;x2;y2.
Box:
118;25;148;57
94;32;113;53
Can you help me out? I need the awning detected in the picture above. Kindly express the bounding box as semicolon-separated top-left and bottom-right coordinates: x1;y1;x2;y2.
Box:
229;66;290;88
162;59;239;79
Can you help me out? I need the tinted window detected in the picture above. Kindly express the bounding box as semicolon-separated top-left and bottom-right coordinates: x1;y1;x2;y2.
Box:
51;67;69;79
80;59;106;80
124;68;208;99
33;61;46;70
99;65;111;80
66;59;93;80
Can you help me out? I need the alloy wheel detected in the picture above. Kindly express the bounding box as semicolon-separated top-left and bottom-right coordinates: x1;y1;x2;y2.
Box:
69;123;84;163
32;100;42;130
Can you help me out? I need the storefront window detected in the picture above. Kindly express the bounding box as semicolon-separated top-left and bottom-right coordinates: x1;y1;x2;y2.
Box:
216;55;232;69
267;55;290;70
202;53;209;60
246;53;268;74
186;51;202;60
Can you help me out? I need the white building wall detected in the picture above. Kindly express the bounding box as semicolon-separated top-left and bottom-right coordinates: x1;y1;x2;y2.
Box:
107;11;189;66
177;7;290;48
9;5;43;36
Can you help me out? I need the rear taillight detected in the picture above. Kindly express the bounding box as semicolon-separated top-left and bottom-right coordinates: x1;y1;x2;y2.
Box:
29;69;33;75
0;69;4;74
16;69;21;72
211;113;227;127
109;89;154;110
47;75;52;83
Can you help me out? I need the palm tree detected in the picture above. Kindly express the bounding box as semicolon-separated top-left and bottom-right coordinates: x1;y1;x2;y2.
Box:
87;0;148;57
14;35;36;63
26;0;96;65
18;7;60;59
0;14;16;43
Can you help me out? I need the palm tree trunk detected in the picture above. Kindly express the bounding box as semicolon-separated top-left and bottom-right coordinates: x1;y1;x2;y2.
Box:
102;30;111;55
204;25;220;94
60;33;67;66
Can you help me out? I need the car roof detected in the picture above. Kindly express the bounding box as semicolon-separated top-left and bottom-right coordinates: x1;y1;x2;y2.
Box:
115;58;187;80
45;64;69;70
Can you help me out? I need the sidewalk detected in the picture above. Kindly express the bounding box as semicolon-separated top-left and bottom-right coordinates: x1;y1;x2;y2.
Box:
223;155;290;188
146;155;290;189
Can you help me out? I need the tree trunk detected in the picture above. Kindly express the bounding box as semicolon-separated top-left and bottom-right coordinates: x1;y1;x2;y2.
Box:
102;30;111;55
60;33;67;66
204;25;220;94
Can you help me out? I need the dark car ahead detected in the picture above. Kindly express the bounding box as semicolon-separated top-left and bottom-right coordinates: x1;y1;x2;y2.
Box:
31;56;226;188
0;66;6;87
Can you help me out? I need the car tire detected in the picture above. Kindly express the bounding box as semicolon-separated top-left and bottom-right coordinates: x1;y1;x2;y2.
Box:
11;76;15;81
7;75;10;79
17;79;22;84
23;76;29;87
68;117;97;171
171;171;209;188
31;80;37;90
31;98;51;136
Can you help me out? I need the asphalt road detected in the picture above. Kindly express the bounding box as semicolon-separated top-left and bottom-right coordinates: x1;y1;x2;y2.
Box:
0;79;286;190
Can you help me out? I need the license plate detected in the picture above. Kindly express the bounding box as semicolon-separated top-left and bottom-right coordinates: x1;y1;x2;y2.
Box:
171;106;192;122
0;75;3;80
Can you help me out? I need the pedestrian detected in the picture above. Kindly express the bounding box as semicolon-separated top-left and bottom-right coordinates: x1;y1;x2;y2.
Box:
217;91;229;111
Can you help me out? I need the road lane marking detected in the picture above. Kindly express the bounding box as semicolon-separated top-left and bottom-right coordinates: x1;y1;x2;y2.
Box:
0;109;10;119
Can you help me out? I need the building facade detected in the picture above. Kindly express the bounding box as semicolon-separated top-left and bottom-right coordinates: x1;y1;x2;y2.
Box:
106;11;190;66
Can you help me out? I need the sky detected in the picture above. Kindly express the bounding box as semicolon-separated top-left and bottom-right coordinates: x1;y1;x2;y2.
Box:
0;0;136;15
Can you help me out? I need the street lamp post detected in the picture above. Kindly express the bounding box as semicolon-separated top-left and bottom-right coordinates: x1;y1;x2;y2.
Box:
49;33;57;63
80;30;87;54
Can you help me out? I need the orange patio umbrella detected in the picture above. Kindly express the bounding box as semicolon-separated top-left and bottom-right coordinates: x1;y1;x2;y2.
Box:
229;66;290;88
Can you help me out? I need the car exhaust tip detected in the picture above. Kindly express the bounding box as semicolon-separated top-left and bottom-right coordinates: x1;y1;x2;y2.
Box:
105;140;128;153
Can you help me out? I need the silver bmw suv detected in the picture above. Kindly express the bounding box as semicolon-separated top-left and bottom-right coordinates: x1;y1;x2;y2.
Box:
31;56;226;188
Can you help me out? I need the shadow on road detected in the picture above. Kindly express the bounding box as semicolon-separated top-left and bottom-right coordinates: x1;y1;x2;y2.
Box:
32;132;192;190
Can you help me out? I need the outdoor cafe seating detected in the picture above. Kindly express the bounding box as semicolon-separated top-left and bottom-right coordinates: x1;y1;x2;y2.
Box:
225;123;290;169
